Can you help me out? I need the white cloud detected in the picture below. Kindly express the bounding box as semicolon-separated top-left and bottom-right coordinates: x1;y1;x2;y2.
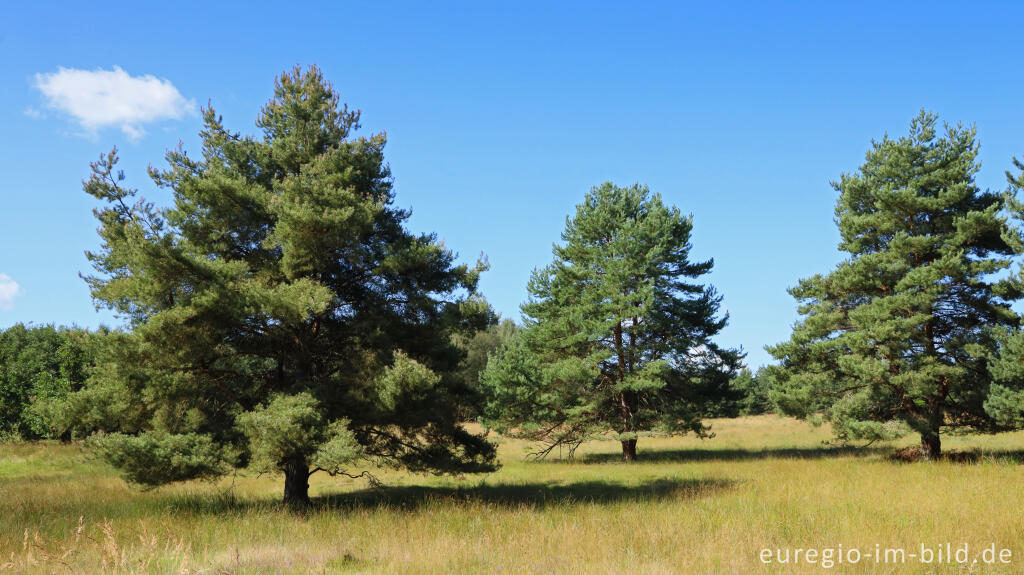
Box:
33;66;196;139
0;274;21;312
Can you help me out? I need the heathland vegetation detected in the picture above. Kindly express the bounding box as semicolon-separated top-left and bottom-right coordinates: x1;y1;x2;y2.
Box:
4;418;1024;573
3;65;1024;572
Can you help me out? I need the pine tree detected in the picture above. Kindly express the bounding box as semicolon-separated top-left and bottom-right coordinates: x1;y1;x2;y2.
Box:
75;66;496;505
480;182;740;461
985;157;1024;428
768;111;1021;459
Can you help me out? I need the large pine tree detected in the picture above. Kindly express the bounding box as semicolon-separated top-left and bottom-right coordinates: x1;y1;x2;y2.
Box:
768;111;1021;459
74;66;496;505
984;157;1024;429
480;182;740;461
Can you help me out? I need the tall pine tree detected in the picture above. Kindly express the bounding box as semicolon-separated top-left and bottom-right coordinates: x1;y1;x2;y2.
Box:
75;66;496;505
480;182;740;461
985;157;1024;429
768;111;1021;459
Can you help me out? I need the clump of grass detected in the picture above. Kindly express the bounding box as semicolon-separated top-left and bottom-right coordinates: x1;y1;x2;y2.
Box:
1;516;195;574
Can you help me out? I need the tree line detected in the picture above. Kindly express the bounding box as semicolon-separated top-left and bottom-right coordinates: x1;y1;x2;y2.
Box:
3;67;1024;505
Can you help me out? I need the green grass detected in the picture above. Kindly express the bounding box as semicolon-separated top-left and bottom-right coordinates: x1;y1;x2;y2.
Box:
3;416;1024;573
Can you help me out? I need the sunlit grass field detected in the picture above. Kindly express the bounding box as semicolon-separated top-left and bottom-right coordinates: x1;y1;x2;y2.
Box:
3;416;1024;574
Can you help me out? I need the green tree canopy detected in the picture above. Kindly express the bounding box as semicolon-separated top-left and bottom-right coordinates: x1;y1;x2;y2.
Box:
768;111;1022;458
75;66;496;505
0;323;102;440
451;318;519;419
729;367;775;417
480;182;740;461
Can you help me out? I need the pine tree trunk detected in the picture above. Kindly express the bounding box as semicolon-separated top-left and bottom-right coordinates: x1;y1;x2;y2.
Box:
919;394;943;460
920;432;941;460
621;438;638;462
615;319;638;462
283;455;310;507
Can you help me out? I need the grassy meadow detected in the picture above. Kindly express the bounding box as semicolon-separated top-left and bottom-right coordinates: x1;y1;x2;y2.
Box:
2;415;1024;574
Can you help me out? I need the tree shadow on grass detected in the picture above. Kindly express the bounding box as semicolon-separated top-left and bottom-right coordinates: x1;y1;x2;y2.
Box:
889;448;1024;464
557;445;892;464
557;446;1024;465
963;450;1024;464
312;476;735;512
138;476;735;518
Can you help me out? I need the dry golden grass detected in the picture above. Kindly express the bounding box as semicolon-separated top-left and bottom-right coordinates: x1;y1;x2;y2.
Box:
2;416;1024;574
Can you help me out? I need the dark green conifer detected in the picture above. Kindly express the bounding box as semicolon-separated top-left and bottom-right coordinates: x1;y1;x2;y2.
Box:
481;182;740;461
769;111;1021;459
985;157;1024;428
77;66;495;505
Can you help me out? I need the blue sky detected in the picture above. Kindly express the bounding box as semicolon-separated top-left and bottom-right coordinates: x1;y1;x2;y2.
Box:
2;1;1023;368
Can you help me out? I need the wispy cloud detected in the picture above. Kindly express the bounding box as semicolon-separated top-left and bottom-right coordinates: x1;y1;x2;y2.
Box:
33;66;196;139
0;274;21;311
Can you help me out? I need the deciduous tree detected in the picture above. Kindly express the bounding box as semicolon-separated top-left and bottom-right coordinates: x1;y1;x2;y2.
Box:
0;324;101;440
